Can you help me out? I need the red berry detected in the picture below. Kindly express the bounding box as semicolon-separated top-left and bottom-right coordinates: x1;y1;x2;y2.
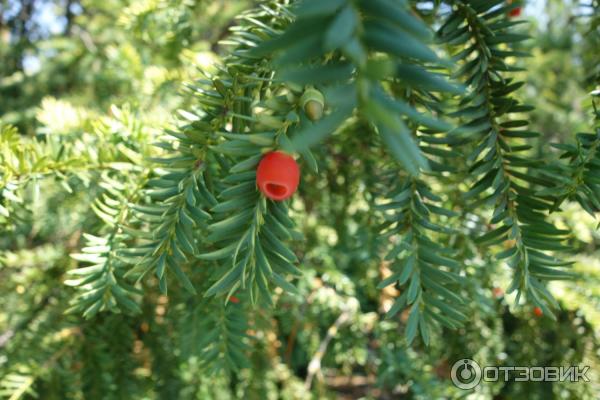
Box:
492;287;504;298
256;151;300;201
229;295;240;304
508;7;521;17
533;306;543;317
506;0;522;17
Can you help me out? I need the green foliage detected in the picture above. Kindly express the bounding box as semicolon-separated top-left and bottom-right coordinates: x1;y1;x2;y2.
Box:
439;0;577;317
546;100;600;215
377;178;467;345
253;0;459;174
1;0;599;399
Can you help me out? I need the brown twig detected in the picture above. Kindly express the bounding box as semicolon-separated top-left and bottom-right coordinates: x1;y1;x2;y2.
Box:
304;307;352;390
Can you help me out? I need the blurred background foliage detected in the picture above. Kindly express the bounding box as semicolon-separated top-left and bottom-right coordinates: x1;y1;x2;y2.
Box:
0;0;599;399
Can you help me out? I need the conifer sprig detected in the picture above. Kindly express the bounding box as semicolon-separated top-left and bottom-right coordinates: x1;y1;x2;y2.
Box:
440;0;573;316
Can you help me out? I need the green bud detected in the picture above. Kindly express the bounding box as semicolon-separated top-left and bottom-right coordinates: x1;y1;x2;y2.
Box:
300;88;325;121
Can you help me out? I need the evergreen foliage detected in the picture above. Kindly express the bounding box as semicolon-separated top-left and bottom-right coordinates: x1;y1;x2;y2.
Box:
1;0;599;398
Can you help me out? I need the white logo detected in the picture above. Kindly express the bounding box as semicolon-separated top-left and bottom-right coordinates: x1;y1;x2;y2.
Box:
451;358;482;390
450;359;591;390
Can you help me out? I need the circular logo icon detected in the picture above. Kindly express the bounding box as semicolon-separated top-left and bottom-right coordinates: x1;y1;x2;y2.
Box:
451;358;482;390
